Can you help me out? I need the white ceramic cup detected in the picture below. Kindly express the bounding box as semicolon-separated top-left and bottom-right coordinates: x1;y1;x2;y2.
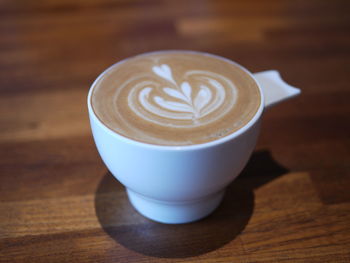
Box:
88;51;300;224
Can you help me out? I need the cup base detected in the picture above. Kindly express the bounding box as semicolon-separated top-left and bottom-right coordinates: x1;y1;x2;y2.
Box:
126;189;225;224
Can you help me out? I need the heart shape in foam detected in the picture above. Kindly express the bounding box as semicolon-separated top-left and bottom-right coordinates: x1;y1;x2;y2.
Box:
152;64;174;84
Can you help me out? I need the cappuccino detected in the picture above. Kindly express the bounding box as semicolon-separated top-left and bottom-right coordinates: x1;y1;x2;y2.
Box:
91;51;261;146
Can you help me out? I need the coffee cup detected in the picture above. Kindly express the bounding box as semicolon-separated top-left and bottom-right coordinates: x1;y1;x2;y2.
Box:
87;51;300;224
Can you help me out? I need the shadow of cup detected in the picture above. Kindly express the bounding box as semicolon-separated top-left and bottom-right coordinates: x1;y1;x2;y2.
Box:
94;150;288;258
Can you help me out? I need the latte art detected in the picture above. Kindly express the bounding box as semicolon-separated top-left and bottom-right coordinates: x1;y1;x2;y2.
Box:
125;64;237;128
91;51;261;145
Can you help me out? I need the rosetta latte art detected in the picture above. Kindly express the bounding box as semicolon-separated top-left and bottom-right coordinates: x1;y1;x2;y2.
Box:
123;64;238;128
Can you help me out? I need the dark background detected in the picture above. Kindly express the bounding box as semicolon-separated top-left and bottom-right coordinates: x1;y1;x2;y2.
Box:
0;0;349;262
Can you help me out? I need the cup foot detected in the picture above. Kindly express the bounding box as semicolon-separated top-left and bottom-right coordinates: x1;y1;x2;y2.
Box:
126;189;225;224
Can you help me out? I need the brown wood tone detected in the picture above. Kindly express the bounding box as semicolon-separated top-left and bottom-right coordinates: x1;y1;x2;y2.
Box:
0;0;349;262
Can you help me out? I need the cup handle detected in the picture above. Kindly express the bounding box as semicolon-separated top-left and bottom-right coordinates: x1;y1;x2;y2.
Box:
253;70;301;108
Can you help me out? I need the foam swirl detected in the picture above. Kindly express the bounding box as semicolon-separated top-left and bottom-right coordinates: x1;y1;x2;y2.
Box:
123;64;237;128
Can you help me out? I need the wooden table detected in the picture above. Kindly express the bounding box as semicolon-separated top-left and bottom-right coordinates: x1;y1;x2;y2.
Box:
1;0;349;262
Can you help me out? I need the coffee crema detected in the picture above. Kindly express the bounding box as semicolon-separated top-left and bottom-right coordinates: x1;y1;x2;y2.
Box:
91;51;261;146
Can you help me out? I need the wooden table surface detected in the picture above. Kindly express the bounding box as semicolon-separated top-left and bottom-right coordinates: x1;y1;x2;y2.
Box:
1;0;350;262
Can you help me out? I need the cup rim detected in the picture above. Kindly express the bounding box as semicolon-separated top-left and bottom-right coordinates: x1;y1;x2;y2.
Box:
87;50;264;151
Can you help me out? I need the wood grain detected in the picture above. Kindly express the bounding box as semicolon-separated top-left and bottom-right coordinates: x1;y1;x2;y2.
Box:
1;0;350;262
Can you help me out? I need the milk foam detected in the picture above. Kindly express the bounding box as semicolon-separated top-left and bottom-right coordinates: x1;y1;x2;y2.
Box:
91;51;261;146
125;64;237;128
